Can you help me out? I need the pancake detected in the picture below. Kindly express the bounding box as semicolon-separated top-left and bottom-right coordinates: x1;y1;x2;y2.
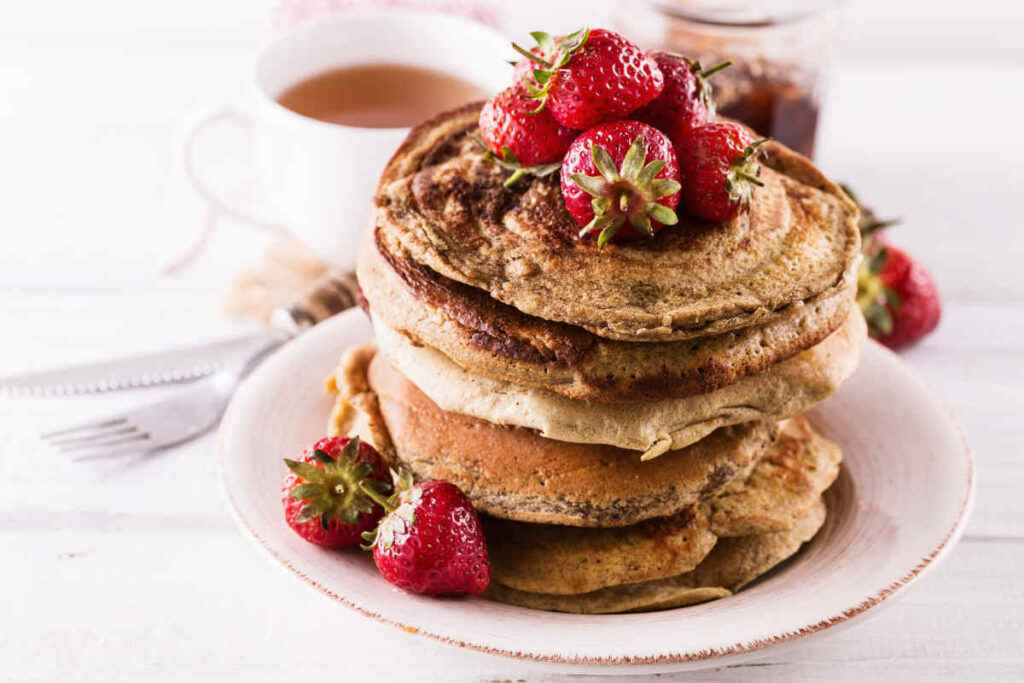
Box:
484;499;826;614
325;344;395;460
325;346;839;613
359;230;854;403
374;103;860;342
691;497;826;590
356;351;777;527
709;416;841;537
483;417;838;595
373;309;864;457
485;505;716;595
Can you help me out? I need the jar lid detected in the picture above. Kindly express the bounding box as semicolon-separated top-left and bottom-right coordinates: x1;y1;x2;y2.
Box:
651;0;840;27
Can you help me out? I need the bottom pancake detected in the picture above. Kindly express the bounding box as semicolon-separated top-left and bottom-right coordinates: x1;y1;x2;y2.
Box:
483;418;840;595
485;505;717;595
485;499;827;614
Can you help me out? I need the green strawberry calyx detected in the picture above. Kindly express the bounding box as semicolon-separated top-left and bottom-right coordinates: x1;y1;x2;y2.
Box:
283;437;389;530
489;146;561;188
512;27;591;113
725;138;768;207
570;135;681;247
857;243;901;337
840;183;902;238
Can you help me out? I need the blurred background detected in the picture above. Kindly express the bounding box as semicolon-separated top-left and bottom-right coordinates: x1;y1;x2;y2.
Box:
2;0;1021;383
0;0;1021;294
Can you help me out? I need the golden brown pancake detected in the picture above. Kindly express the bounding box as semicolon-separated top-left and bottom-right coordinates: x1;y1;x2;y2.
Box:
485;499;827;614
325;344;395;460
358;351;777;527
325;347;840;614
373;309;864;457
709;417;841;537
482;417;839;595
359;231;854;403
374;103;860;342
485;506;717;595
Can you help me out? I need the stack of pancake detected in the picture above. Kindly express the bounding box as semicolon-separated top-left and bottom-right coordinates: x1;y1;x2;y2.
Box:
327;104;864;613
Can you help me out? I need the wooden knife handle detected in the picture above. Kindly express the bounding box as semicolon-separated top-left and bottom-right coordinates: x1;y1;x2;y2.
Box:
269;270;361;335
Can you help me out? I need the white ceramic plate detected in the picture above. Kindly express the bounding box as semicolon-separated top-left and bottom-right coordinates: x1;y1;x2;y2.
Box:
218;309;974;674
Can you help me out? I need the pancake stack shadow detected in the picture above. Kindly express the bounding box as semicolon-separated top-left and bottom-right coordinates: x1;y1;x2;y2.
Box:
328;104;864;613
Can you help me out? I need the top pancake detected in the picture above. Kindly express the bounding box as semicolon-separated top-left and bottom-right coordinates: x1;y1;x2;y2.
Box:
375;103;861;342
360;230;853;403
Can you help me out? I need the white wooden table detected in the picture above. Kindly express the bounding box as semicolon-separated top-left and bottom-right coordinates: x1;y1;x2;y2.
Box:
1;2;1022;680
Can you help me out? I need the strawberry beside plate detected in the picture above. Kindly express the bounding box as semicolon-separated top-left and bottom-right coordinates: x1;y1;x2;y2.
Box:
217;309;973;674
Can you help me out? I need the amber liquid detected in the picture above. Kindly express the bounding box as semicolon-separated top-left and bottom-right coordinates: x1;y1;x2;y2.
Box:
276;63;486;128
715;70;821;159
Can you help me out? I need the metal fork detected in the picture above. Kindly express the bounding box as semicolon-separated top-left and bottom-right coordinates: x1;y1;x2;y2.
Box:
40;271;358;460
41;337;281;460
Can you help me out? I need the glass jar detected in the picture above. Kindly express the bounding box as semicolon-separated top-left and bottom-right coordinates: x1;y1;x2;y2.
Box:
614;1;841;158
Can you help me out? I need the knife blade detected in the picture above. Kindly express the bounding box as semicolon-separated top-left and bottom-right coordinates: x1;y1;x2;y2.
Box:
0;333;270;397
2;269;361;398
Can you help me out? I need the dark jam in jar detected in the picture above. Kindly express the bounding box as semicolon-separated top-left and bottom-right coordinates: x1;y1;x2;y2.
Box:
711;58;821;158
613;2;838;160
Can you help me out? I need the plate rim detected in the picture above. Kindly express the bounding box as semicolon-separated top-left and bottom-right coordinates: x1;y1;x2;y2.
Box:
218;310;976;668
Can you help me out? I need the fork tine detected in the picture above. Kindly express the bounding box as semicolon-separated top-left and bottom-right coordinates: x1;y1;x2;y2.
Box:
55;432;150;455
40;355;243;464
47;425;140;447
68;439;156;462
41;417;128;440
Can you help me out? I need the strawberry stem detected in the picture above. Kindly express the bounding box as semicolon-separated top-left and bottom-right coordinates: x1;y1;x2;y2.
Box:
700;61;732;79
511;42;552;68
861;217;901;237
504;169;527;188
736;171;765;187
747;138;770;153
359;481;395;513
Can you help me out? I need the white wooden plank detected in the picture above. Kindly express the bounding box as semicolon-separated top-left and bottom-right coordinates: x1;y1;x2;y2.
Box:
899;304;1024;539
0;528;1019;682
0;290;259;372
818;65;1024;304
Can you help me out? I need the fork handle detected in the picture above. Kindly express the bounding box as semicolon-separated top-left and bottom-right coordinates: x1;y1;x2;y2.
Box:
269;270;361;335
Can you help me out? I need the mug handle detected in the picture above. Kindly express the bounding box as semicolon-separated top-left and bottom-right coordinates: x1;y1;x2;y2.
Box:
181;103;283;230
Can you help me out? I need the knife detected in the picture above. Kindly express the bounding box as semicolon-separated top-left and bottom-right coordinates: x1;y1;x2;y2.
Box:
1;270;360;397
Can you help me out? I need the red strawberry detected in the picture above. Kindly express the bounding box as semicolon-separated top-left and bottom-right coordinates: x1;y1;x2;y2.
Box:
858;239;941;349
361;473;490;596
281;436;391;549
635;52;730;147
479;84;575;187
515;28;664;130
560;120;681;246
677;121;766;223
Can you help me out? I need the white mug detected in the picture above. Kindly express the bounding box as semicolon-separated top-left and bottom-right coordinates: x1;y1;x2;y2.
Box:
184;9;511;268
